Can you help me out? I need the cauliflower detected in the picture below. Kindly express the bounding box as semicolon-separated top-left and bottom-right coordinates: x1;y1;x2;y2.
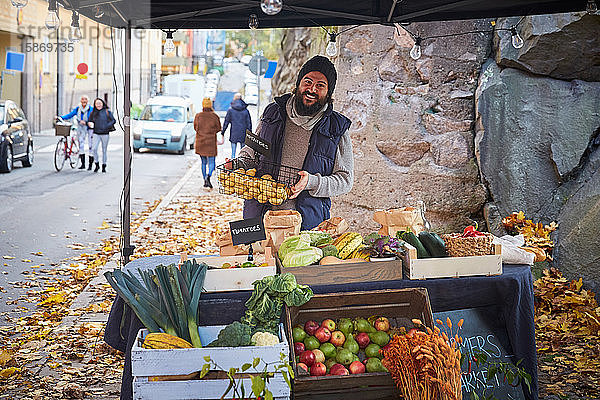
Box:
251;331;280;346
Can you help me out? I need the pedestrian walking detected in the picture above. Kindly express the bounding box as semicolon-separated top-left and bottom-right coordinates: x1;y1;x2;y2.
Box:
58;95;93;169
221;92;252;158
87;98;116;173
194;97;222;188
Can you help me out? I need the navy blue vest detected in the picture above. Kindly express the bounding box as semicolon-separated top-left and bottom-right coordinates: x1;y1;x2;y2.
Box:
243;94;351;230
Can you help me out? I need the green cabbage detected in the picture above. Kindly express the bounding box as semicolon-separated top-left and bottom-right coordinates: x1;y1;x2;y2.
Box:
300;231;333;247
278;233;311;261
282;246;323;268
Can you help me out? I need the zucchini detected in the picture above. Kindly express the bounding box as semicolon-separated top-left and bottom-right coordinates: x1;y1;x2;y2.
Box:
418;232;447;258
399;231;431;259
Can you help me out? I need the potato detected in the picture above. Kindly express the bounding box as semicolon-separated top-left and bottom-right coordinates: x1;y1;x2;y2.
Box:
223;186;235;195
257;193;268;204
246;168;256;177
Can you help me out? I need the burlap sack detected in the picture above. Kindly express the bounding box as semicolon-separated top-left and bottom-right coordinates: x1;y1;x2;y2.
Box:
373;207;425;237
263;210;302;252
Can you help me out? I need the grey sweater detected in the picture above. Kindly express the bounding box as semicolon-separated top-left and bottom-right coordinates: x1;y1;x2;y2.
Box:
238;116;354;201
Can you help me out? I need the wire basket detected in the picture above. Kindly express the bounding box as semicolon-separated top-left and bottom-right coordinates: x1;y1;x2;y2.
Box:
441;233;494;257
55;123;72;136
217;156;300;205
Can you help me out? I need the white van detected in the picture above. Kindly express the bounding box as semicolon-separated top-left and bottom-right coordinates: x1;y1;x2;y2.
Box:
163;74;205;112
132;96;196;154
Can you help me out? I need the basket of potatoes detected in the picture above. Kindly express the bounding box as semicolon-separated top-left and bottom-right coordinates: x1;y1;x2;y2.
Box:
217;158;297;206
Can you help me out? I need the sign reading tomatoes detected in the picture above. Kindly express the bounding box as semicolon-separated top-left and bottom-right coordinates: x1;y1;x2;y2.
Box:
77;63;88;75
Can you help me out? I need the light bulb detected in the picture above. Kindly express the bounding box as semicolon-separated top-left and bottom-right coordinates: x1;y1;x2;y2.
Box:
45;0;60;30
10;0;28;8
410;38;422;60
94;6;104;18
45;11;60;30
587;0;598;13
164;38;175;53
325;33;337;57
69;26;82;42
510;28;524;49
261;0;282;15
249;14;259;29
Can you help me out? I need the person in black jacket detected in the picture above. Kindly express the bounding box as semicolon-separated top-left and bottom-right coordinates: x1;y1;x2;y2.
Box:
87;98;116;173
220;93;252;158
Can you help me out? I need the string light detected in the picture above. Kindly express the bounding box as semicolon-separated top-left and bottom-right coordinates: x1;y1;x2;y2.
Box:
163;30;176;54
45;0;60;30
510;27;524;49
94;5;104;18
261;0;283;15
249;13;259;29
69;11;83;43
10;0;28;8
409;37;422;60
325;33;338;57
587;0;598;13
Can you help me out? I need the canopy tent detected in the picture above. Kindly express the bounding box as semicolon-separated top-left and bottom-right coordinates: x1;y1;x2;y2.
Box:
56;0;591;265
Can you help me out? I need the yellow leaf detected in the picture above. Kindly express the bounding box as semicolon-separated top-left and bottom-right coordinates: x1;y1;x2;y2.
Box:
2;256;14;260
21;259;32;263
0;351;13;367
0;367;20;379
39;292;67;307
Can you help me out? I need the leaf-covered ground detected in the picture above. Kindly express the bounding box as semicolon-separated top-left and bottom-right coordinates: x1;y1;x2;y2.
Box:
1;182;598;399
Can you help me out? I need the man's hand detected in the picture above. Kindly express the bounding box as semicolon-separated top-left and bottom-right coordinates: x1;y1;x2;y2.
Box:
289;171;309;199
217;135;225;145
79;120;86;126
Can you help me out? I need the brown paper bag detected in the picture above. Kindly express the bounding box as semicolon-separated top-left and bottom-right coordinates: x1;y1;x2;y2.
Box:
315;217;349;238
373;207;425;236
263;210;302;252
216;227;249;256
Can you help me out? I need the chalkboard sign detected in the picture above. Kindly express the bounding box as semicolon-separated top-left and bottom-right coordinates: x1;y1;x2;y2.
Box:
434;307;526;400
229;217;266;246
245;129;271;159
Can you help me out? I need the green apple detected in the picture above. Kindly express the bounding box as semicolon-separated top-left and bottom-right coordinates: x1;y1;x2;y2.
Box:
304;336;320;351
319;342;336;359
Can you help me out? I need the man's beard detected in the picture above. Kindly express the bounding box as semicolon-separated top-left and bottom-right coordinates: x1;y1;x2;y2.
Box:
294;90;327;116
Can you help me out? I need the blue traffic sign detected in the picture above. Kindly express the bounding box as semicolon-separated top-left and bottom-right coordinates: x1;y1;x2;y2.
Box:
264;61;277;79
5;51;25;72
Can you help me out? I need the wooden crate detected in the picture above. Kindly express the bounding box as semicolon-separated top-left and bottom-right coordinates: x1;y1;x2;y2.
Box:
194;255;276;292
276;257;403;286
402;242;502;280
132;324;290;400
284;288;434;400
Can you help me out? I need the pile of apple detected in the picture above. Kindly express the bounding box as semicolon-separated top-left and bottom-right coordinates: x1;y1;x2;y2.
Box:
292;316;391;377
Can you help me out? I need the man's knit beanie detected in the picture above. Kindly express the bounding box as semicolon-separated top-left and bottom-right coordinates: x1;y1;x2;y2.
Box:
295;55;337;97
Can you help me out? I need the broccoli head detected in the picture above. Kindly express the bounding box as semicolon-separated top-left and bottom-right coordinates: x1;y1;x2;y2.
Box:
206;321;252;347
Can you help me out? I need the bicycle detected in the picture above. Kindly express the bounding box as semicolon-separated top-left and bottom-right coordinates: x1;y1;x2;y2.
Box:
53;117;80;171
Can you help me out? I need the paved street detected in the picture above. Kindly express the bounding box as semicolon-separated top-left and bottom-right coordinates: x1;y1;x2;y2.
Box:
0;130;198;313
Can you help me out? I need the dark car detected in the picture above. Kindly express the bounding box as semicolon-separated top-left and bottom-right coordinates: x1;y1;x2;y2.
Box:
0;100;33;173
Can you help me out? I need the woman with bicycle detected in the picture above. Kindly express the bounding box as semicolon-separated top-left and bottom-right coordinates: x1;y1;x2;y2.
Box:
87;98;116;173
58;95;92;169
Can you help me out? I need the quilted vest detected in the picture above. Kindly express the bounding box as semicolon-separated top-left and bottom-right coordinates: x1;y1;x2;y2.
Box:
242;94;351;230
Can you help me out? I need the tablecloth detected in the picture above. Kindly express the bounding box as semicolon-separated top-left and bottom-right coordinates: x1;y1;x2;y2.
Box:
104;255;538;400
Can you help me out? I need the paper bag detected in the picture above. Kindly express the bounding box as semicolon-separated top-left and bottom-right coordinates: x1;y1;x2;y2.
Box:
315;217;349;238
263;210;302;252
216;226;267;255
373;207;425;237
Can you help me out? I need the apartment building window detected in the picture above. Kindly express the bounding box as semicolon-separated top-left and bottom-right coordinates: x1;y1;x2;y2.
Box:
104;48;112;74
88;45;93;74
79;43;85;65
69;48;74;74
42;37;50;73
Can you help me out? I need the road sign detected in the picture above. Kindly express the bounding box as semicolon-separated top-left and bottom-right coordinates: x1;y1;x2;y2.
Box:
249;55;268;76
77;63;88;75
5;51;25;72
264;61;277;79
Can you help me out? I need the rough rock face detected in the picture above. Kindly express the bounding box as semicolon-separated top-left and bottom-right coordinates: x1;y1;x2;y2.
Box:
331;22;492;233
495;13;600;82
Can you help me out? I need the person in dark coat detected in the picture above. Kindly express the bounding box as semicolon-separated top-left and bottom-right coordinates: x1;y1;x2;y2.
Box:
87;98;116;173
220;93;252;158
194;98;222;188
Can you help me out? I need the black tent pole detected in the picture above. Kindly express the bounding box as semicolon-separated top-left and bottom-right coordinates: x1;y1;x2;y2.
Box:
122;21;134;265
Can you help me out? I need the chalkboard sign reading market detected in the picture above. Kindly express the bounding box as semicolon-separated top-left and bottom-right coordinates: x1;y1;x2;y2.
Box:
434;307;526;400
229;217;266;246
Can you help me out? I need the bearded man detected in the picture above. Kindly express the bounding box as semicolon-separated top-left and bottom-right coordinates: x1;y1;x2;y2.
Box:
238;55;353;230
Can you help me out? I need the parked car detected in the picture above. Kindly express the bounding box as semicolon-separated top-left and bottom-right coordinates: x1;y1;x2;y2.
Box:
240;55;252;65
132;96;195;154
206;73;219;86
0;100;33;173
204;82;218;100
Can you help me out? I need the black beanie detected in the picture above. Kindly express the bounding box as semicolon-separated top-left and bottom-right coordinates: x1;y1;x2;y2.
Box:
295;55;337;97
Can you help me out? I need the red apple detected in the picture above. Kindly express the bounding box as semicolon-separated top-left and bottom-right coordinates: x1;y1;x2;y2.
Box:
299;350;316;367
312;349;326;364
321;318;336;331
314;327;332;343
330;330;345;347
330;363;349;375
355;332;370;349
374;317;390;332
310;362;327;376
294;341;305;356
297;362;309;375
304;320;319;336
349;360;366;374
